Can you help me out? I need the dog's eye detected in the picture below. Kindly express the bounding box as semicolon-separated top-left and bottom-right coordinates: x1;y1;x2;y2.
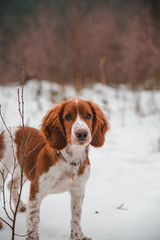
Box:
86;113;91;119
66;114;72;120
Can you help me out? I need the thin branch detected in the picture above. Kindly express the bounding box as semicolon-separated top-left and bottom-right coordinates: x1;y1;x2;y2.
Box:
14;228;35;238
0;217;12;229
9;130;19;215
117;203;128;211
0;161;12;175
0;106;15;142
0;67;40;239
11;67;26;240
0;171;13;221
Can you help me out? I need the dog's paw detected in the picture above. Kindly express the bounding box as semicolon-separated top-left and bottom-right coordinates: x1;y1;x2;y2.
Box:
70;234;92;240
71;238;92;240
83;238;92;240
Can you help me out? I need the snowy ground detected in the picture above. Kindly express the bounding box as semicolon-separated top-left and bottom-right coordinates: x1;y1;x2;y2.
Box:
0;80;160;240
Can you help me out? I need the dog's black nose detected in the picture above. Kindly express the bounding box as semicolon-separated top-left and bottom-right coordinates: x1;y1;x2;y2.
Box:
76;130;88;141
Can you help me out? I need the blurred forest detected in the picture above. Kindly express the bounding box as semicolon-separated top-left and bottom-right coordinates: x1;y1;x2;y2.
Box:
0;0;160;90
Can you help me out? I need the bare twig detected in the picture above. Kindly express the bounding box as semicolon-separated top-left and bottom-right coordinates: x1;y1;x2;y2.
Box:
117;203;128;211
0;217;12;229
11;66;26;240
0;161;12;175
0;66;41;239
0;66;28;239
9;128;19;215
0;106;15;142
0;170;13;222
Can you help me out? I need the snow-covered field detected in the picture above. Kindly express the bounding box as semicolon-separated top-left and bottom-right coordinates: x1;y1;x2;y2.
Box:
0;80;160;240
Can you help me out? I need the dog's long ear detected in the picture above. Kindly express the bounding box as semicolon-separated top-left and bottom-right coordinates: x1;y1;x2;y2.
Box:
41;104;67;150
88;101;109;147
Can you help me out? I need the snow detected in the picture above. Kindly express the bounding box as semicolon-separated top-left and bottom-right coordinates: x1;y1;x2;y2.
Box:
0;80;160;240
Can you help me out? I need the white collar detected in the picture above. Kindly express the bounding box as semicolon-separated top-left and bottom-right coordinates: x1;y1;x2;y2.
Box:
57;144;88;166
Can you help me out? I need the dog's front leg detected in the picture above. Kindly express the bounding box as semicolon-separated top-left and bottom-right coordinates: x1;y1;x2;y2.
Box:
70;188;91;240
26;185;42;240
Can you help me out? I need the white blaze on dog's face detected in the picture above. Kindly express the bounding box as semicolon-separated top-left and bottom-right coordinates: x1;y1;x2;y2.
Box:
62;98;93;146
71;114;92;146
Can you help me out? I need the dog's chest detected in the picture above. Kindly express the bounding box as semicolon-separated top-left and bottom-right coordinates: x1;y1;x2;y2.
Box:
38;161;90;196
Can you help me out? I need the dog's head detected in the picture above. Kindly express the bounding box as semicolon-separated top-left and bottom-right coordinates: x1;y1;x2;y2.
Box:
41;98;109;150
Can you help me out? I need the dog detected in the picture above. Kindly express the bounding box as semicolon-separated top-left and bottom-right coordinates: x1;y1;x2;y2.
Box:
0;98;109;240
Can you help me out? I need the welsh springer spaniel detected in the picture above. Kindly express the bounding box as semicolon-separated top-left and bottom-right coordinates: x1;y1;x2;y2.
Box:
0;98;109;240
